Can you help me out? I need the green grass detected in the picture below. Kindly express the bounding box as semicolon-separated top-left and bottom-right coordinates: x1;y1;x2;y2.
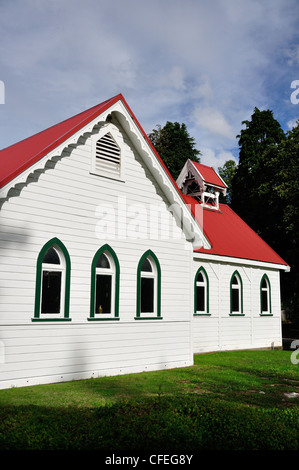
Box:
0;350;299;451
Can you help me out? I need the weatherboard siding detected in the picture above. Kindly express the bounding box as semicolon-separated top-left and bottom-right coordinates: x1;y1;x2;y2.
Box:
0;119;193;389
192;260;282;352
0;322;191;389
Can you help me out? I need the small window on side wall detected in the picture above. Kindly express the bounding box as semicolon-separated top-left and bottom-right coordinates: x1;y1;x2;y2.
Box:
95;253;112;314
41;247;63;314
194;267;209;315
260;274;272;314
136;250;162;320
89;245;120;321
33;238;71;321
230;271;243;315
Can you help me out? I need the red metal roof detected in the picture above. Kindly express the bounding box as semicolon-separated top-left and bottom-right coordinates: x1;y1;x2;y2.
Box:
0;94;124;189
0;93;180;194
182;194;288;266
191;161;227;188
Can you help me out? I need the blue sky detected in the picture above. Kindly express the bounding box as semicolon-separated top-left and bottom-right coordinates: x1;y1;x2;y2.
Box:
0;0;298;170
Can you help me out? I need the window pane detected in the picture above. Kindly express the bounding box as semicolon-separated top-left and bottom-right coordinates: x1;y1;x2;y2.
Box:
196;285;205;311
43;247;60;265
141;277;154;312
96;253;110;269
232;275;238;285
95;274;112;313
262;290;268;312
196;271;204;283
41;271;61;313
262;278;267;289
141;258;152;272
232;288;239;312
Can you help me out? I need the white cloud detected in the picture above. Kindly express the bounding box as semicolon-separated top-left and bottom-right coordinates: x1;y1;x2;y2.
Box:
168;66;186;91
200;148;237;170
193;106;235;141
287;118;299;129
284;46;299;66
194;77;214;101
156;66;186;92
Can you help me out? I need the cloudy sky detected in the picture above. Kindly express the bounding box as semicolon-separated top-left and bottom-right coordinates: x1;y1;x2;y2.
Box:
0;0;298;170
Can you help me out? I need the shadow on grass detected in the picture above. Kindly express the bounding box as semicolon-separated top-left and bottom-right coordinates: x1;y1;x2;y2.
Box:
0;395;298;451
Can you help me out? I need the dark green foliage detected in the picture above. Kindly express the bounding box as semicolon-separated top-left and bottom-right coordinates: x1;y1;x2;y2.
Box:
231;107;285;231
217;159;237;203
148;122;201;180
230;108;299;317
257;124;299;316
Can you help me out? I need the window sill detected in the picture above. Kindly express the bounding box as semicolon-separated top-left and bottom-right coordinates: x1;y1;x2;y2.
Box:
90;171;125;183
32;318;72;322
134;316;163;320
260;313;273;316
229;313;245;316
87;317;120;321
194;313;211;316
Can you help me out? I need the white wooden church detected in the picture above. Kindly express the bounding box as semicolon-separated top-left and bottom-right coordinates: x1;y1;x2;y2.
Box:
0;94;289;389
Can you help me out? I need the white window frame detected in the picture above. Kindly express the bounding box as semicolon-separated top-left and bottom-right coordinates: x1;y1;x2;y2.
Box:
140;256;157;316
261;275;271;314
195;270;208;314
40;246;66;318
230;271;243;314
94;251;115;317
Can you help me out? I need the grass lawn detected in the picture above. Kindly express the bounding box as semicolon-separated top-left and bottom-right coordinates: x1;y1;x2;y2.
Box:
0;350;298;451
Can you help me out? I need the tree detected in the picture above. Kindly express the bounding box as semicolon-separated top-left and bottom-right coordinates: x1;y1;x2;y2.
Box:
217;159;237;203
231;108;298;318
231;107;285;231
148;122;201;180
262;122;299;317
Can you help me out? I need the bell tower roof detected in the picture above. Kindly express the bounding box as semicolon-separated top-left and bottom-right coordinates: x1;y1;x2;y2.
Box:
176;160;227;210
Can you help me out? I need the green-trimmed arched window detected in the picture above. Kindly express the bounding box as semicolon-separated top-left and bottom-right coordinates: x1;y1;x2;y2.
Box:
194;266;209;315
136;250;161;320
33;238;71;321
230;270;243;315
260;274;272;314
89;245;120;321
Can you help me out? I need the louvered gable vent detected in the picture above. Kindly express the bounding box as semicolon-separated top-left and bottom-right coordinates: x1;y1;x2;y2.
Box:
95;133;121;178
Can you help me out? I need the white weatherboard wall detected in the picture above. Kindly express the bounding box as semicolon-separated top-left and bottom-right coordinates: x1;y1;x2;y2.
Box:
192;258;282;353
0;116;193;389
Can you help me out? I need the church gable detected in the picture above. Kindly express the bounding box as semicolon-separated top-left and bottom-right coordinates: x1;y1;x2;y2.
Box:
0;95;209;250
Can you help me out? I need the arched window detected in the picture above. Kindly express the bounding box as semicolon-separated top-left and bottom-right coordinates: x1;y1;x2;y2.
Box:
89;245;120;321
230;271;243;314
194;267;209;314
260;274;272;314
33;238;71;321
136;250;161;319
